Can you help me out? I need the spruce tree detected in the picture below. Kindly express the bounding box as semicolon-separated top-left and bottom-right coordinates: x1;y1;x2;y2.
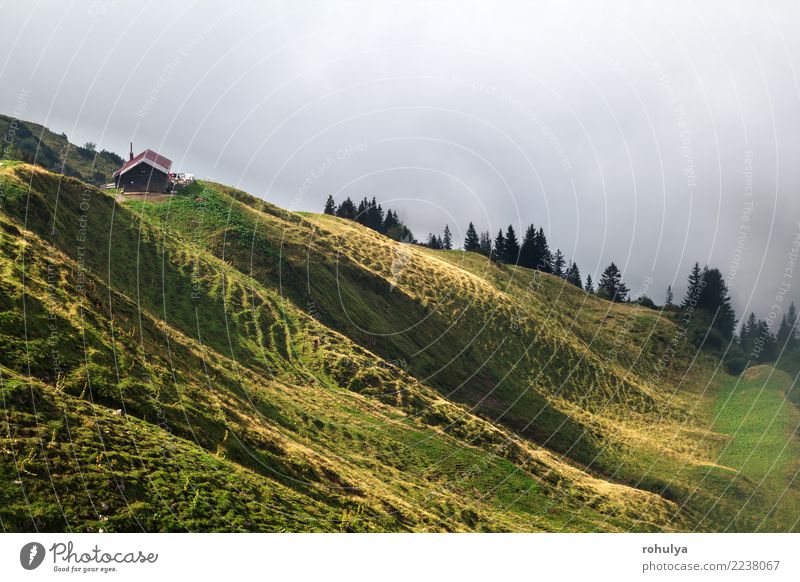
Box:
597;262;629;302
365;197;384;232
665;285;674;307
383;209;398;232
442;225;453;250
681;262;703;308
740;312;758;354
753;318;777;362
567;262;582;287
324;195;336;214
428;234;445;249
534;228;552;272
355;197;369;225
697;267;736;339
787;302;799;350
491;229;506;262
504;225;520;264
585;274;594;294
335;197;357;219
479;231;492;257
552;249;566;278
776;303;798;351
777;312;793;349
464;222;480;252
773;301;800;352
519;224;537;268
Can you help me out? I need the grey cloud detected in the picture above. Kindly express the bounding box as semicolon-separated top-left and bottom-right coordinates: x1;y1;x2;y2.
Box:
2;0;799;320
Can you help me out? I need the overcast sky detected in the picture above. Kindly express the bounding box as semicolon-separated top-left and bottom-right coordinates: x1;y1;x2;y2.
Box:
2;0;799;321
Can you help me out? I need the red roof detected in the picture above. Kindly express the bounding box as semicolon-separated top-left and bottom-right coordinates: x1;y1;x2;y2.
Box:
113;149;173;178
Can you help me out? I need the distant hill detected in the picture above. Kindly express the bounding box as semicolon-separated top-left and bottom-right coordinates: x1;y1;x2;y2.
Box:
1;126;799;532
0;114;122;185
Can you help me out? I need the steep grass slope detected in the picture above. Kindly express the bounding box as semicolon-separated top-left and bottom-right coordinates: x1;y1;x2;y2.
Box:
129;182;714;490
1;160;798;531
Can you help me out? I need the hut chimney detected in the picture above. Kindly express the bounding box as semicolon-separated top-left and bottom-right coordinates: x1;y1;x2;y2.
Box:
129;142;133;161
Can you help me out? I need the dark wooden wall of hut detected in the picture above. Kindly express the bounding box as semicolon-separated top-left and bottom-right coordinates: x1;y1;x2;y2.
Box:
114;163;168;192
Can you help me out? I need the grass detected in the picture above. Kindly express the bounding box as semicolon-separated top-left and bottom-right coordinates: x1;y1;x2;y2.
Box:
1;161;799;531
703;365;800;531
712;366;798;479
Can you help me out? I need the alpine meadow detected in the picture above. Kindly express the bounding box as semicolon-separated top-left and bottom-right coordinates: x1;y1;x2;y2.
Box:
1;123;799;532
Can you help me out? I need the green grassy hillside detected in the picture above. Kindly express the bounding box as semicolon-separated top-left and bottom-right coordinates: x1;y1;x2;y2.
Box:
1;160;798;532
0;115;121;185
